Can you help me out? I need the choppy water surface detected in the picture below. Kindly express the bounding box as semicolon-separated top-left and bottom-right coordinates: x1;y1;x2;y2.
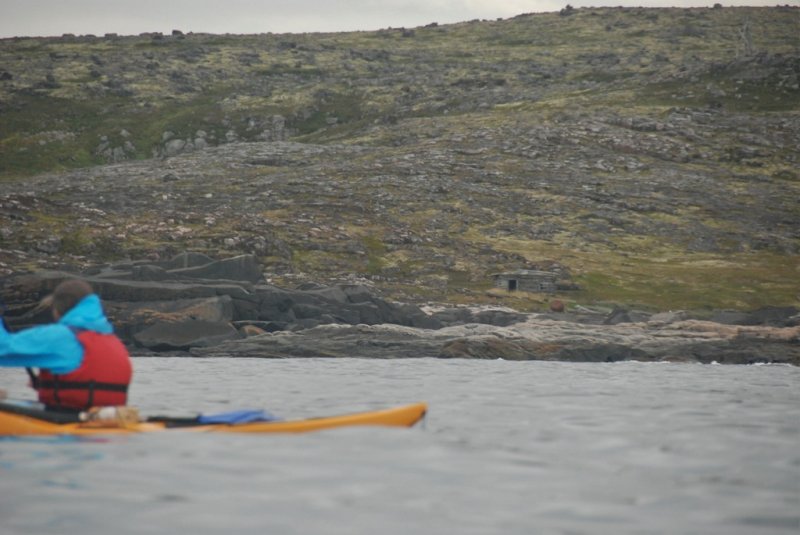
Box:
1;358;798;535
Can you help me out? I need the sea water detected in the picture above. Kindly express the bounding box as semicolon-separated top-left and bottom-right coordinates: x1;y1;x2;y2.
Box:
1;358;798;535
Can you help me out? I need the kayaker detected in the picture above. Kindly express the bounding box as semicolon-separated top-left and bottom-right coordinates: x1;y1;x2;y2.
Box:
0;279;132;412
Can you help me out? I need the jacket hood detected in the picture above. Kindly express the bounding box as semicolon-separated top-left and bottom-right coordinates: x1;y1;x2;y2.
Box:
58;294;114;334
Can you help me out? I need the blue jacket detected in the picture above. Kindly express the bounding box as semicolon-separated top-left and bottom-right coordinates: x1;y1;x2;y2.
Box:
0;295;114;374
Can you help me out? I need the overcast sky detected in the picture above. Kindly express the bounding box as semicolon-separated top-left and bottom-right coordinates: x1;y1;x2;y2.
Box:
1;0;794;38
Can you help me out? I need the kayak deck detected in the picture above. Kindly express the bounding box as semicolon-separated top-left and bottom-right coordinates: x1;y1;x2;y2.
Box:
0;401;427;436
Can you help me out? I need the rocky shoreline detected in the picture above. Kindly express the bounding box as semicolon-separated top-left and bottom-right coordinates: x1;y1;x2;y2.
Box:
2;253;797;366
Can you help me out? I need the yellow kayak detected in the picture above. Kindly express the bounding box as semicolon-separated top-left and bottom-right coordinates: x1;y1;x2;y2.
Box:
0;400;427;436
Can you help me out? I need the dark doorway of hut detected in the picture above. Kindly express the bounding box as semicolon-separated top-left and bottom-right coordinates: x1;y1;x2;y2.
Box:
508;279;517;291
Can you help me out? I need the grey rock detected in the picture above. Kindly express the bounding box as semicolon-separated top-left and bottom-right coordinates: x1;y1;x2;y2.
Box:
710;310;757;325
134;319;240;350
191;315;800;365
167;254;263;283
105;295;235;340
34;238;61;254
164;138;186;156
131;265;169;281
711;306;799;327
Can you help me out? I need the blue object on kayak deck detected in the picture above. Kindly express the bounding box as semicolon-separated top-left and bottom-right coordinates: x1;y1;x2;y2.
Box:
197;409;281;424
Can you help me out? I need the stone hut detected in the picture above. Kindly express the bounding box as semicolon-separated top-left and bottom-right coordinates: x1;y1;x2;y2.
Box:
492;269;557;293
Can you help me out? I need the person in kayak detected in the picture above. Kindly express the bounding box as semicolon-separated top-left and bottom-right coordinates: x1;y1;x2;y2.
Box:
0;279;132;412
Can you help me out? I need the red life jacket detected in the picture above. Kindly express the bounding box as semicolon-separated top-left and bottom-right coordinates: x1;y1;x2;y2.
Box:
33;330;132;411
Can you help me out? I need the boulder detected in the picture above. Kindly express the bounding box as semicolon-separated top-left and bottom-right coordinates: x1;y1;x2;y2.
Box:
257;287;298;323
105;295;234;340
133;320;240;350
164;138;187;156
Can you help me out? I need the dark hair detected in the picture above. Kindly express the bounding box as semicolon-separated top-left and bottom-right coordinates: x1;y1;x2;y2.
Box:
51;279;94;316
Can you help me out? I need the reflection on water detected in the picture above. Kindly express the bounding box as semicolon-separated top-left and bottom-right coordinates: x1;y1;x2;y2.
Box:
1;358;798;535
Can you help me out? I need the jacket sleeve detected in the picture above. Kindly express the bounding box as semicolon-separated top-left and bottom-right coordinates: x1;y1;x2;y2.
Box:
0;322;84;374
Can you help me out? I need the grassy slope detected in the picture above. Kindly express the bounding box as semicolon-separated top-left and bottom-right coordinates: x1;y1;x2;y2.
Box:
1;7;798;311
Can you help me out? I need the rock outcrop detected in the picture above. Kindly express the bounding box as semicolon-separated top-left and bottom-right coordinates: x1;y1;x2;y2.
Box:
191;314;800;365
1;254;796;364
0;254;440;350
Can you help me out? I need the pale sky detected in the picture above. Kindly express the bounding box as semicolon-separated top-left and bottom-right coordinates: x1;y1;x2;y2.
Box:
0;0;794;38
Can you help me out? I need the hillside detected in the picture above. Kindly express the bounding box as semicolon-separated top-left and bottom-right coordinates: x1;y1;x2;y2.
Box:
1;6;798;312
